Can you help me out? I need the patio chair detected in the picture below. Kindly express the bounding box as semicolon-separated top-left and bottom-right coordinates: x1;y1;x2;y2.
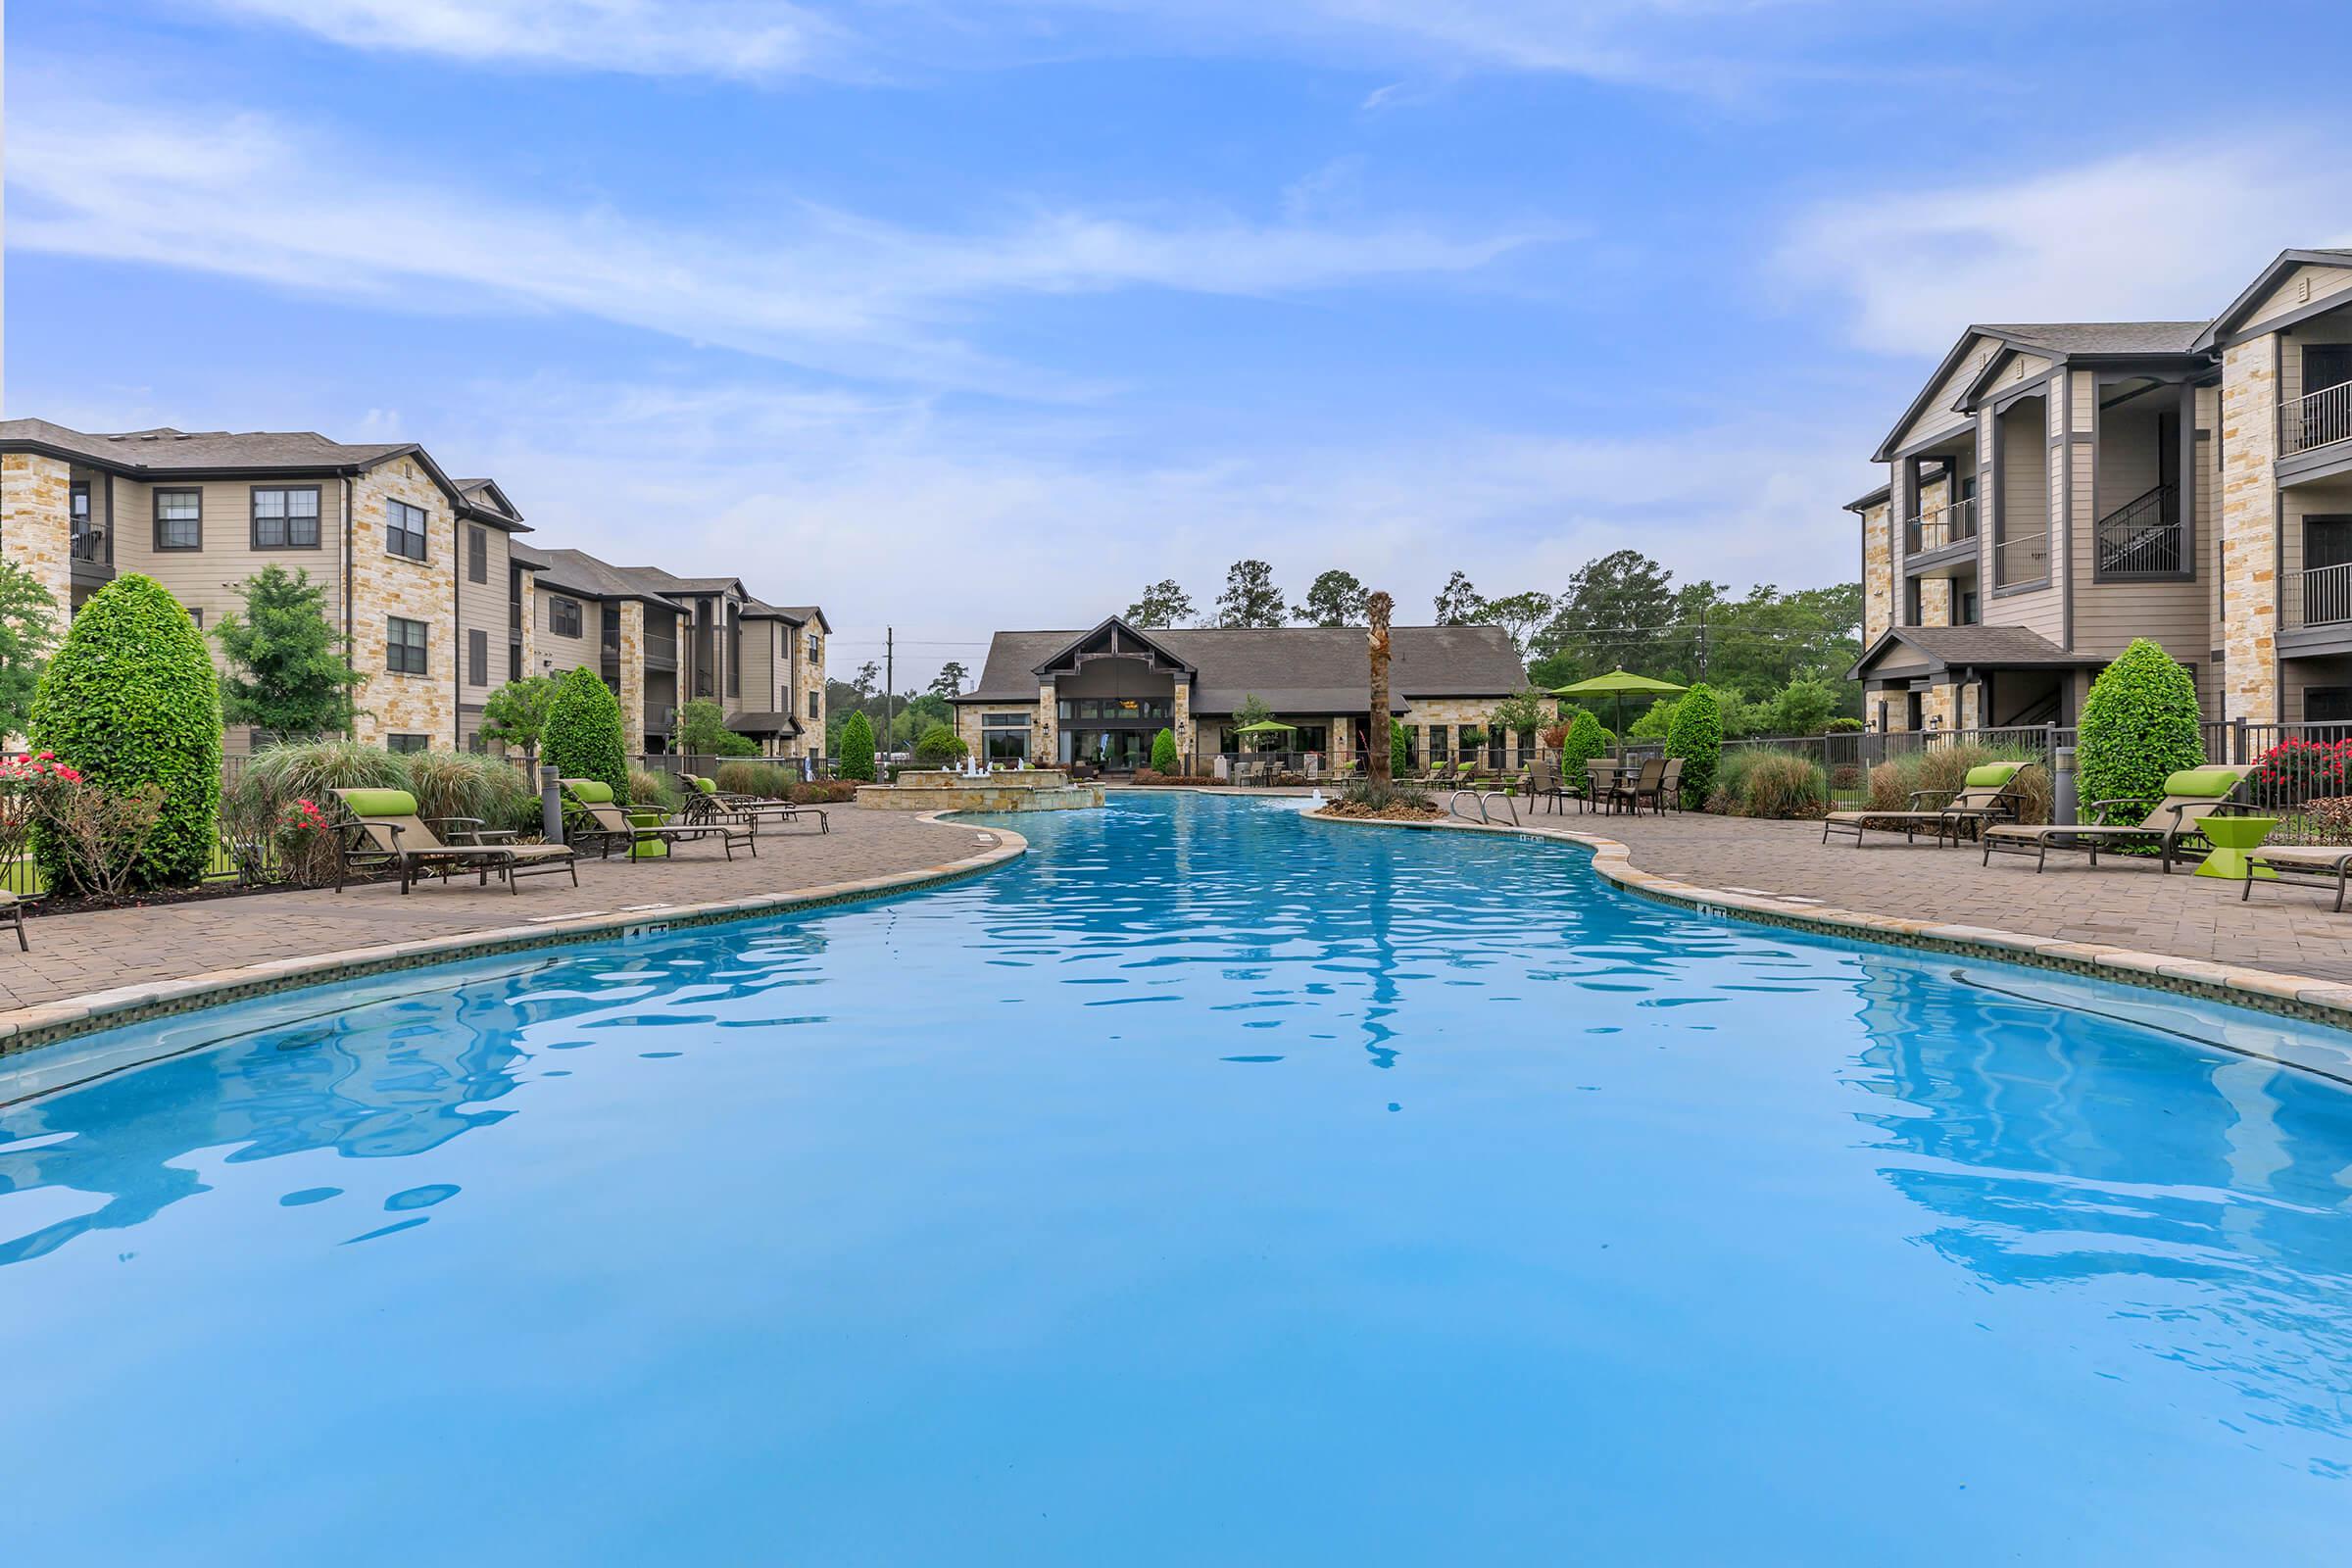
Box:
1613;757;1667;814
1526;758;1567;814
1981;765;2249;873
1579;760;1618;813
0;889;30;951
1821;761;2030;849
1659;757;1686;811
562;778;757;861
331;787;578;896
2243;843;2352;911
682;774;829;834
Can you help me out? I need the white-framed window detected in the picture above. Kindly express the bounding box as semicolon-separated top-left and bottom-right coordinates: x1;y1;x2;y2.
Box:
388;615;428;675
387;498;428;562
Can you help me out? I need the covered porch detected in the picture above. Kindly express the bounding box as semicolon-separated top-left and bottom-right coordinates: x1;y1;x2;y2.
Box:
1849;625;2104;732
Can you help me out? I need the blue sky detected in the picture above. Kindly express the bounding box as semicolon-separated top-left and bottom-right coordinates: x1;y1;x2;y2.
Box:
12;1;2352;686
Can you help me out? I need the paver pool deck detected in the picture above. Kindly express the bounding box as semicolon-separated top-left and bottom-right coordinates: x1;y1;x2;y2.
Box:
8;792;2352;1050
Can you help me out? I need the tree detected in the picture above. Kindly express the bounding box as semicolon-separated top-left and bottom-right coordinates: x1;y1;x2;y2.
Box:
677;697;758;757
0;560;59;742
1213;561;1286;628
930;661;970;698
1767;677;1840;736
1150;727;1178;773
837;710;877;781
1367;591;1395;786
912;721;966;765
1433;570;1485;626
480;675;558;766
544;666;627;800
851;661;881;702
1479;591;1557;659
2078;639;2204;821
1665;683;1723;809
1531;550;1678;690
1235;693;1274;729
1490;687;1551;753
1560;710;1609;772
1296;569;1368;627
1126;579;1196;629
28;574;221;890
211;564;363;740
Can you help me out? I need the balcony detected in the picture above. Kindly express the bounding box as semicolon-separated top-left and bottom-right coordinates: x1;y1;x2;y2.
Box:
1903;498;1978;557
2093;483;2182;578
644;633;679;671
2283;382;2352;457
2298;562;2352;630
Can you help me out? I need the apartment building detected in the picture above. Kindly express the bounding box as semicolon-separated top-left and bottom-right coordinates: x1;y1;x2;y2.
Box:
1849;247;2352;732
0;418;829;758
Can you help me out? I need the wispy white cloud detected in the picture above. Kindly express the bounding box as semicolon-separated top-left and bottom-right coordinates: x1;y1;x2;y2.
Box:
1778;143;2352;356
6;88;1540;396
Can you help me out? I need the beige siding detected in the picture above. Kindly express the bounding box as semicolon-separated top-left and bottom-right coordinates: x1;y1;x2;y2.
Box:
538;589;604;677
456;521;514;699
2279;311;2352;407
2243;265;2352;337
116;474;350;653
1893;333;1998;453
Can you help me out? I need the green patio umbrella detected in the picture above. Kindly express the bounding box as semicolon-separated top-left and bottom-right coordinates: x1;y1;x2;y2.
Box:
1550;669;1688;759
1232;718;1298;752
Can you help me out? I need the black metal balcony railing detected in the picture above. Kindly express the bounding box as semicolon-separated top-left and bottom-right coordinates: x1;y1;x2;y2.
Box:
1995;529;2050;586
2094;483;2181;576
2300;561;2352;629
70;524;109;564
2283;382;2352;457
1903;497;1978;555
645;634;679;668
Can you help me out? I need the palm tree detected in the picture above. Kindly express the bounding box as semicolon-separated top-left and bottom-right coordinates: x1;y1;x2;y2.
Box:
1367;590;1394;787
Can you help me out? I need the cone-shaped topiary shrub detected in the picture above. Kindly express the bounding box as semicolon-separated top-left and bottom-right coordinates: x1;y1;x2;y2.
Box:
2079;638;2204;823
837;710;876;782
1664;683;1722;808
1561;710;1609;773
28;573;221;890
912;721;965;765
1151;727;1178;773
544;666;627;800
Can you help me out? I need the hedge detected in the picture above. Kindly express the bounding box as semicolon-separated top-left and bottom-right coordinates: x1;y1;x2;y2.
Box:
29;574;221;889
1664;683;1723;808
544;666;627;800
837;710;877;782
2078;638;2203;822
1151;727;1178;773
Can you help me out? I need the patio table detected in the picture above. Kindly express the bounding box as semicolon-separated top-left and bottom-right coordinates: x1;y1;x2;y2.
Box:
2195;814;2276;880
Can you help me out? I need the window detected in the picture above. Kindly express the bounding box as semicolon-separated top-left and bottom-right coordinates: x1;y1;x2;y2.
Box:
727;610;741;698
550;596;583;639
386;734;429;755
509;643;522;683
187;608;204;629
468;730;488;755
70;482;98;563
2308;687;2352;724
386;498;428;562
808;689;819;719
1958;589;1981;626
251;486;320;549
807;630;821;664
155;488;202;550
467;525;487;584
468;628;489;687
387;615;428;675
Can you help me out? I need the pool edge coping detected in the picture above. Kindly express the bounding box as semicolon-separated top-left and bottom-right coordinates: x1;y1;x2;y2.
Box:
0;812;1029;1057
1301;808;2352;1030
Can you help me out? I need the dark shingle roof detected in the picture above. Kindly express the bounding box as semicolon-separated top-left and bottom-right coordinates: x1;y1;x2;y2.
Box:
513;543;687;609
1974;321;2207;356
958;623;1525;710
771;605;830;631
0;417;416;472
1849;624;2107;680
724;710;804;736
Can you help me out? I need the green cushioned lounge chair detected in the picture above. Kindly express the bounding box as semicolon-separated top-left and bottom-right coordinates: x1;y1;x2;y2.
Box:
681;774;827;834
1821;760;2031;849
1981;765;2248;873
332;787;577;896
562;778;756;861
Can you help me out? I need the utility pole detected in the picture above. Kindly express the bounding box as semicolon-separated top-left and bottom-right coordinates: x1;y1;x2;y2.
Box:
885;626;895;763
1696;604;1708;681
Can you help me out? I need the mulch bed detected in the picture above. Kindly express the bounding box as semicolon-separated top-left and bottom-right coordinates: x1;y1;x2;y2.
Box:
1313;802;1443;823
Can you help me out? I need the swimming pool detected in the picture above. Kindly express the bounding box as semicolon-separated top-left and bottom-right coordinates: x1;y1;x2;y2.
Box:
4;791;2349;1563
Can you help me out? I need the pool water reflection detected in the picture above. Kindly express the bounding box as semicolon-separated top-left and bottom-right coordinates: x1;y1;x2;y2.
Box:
2;792;2349;1564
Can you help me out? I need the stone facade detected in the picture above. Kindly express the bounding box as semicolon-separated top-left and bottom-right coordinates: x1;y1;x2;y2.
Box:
349;455;458;749
515;566;538;690
0;453;74;618
795;628;825;759
1036;680;1058;761
1860;501;1891;647
1172;677;1194;760
617;599;646;747
2219;334;2280;724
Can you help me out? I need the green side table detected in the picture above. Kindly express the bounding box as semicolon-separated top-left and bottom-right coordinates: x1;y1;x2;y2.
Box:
625;808;669;859
2195;814;2276;880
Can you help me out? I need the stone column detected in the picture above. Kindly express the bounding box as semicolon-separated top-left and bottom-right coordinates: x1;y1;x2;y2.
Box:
516;566;538;685
1861;503;1892;646
617;600;647;753
1;453;74;620
1037;680;1058;763
2219;333;2280;724
1172;677;1193;766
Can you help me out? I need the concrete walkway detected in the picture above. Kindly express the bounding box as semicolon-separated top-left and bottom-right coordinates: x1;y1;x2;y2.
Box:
0;809;1007;1039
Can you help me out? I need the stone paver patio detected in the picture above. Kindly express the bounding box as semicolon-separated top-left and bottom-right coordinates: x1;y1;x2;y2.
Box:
0;808;1004;1022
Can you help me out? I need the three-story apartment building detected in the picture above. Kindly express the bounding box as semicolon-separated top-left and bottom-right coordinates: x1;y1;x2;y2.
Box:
1849;247;2352;733
0;418;828;759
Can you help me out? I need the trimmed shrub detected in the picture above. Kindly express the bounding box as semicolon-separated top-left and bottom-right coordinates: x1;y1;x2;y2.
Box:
2078;638;2204;824
1389;718;1410;778
545;666;628;800
1560;710;1609;773
1825;716;1865;734
837;710;877;782
1151;727;1178;773
1664;683;1722;808
912;722;966;765
28;574;221;890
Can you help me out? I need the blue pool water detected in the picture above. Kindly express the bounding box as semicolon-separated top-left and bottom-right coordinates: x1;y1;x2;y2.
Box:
4;792;2351;1563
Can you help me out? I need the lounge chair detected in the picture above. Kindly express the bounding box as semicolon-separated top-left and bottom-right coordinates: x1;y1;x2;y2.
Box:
682;774;828;834
0;889;29;951
2243;843;2352;910
1981;765;2248;873
1821;761;2030;849
331;787;578;896
562;778;756;861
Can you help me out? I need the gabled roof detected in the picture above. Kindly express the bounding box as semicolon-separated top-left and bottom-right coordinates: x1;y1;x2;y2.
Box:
1844;482;1891;514
453;476;529;531
740;596;808;624
2194;248;2352;351
1031;616;1197;679
956;622;1526;710
618;567;749;598
513;543;688;609
1847;624;2104;682
1871;324;2208;463
773;606;831;632
0;417;468;504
